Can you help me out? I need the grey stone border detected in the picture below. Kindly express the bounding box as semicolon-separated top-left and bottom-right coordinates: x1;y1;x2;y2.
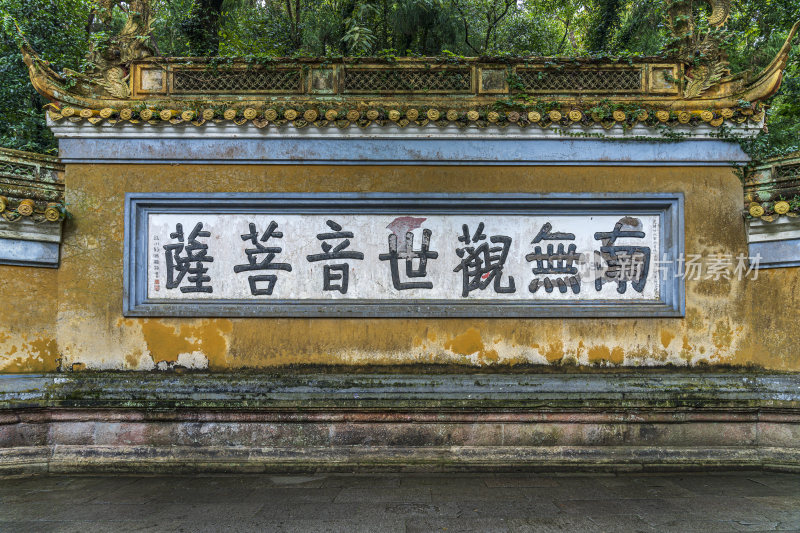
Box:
123;192;685;318
747;218;800;269
2;372;797;409
56;136;751;165
50;122;756;165
0;237;60;268
749;238;800;269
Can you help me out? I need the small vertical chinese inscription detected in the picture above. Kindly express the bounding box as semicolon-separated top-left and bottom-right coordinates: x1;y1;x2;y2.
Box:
152;233;161;292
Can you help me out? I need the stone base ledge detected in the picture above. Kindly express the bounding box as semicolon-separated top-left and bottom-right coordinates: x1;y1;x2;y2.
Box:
2;407;799;475
2;373;800;475
2;445;799;476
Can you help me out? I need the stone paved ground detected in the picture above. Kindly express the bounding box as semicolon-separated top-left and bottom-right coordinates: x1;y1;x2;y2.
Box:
0;472;799;532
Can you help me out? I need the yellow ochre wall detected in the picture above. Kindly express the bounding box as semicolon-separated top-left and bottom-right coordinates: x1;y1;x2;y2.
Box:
0;265;58;372
2;163;799;372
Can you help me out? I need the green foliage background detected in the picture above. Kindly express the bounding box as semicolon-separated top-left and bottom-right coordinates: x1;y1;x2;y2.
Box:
1;0;799;160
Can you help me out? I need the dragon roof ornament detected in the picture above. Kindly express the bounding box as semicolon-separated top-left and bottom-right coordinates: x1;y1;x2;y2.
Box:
666;0;733;98
19;0;799;130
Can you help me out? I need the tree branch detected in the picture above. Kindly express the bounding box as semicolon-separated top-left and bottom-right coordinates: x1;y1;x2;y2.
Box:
451;0;481;54
484;0;516;53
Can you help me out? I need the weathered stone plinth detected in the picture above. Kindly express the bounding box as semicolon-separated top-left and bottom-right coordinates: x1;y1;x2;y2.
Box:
2;372;799;475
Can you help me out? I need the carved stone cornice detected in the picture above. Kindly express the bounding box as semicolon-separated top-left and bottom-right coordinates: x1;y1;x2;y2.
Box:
0;148;65;267
0;148;64;224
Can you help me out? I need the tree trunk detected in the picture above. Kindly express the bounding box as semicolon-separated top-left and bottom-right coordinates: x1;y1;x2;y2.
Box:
181;0;225;56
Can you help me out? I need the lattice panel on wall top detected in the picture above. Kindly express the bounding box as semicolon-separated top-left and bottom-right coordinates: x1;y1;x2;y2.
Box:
172;69;303;93
0;162;62;202
0;161;38;178
516;68;642;93
770;163;800;193
775;163;800;181
343;69;471;93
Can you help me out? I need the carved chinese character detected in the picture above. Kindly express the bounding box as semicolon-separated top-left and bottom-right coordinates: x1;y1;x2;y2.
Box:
379;216;439;290
163;222;214;293
593;217;651;294
306;219;364;294
234;221;291;296
454;222;515;297
526;222;582;294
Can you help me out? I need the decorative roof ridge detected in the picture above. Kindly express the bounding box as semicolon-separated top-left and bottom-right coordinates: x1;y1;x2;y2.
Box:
749;150;800;169
0;197;64;224
44;103;766;131
0;147;62;167
133;55;674;64
744;145;800;223
22;48;795;113
0;148;65;224
18;0;799;127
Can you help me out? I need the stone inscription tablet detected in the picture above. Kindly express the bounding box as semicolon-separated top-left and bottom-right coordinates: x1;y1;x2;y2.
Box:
124;193;684;317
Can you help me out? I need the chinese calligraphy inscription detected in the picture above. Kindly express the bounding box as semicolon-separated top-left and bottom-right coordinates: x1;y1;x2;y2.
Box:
149;214;660;301
126;193;683;317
